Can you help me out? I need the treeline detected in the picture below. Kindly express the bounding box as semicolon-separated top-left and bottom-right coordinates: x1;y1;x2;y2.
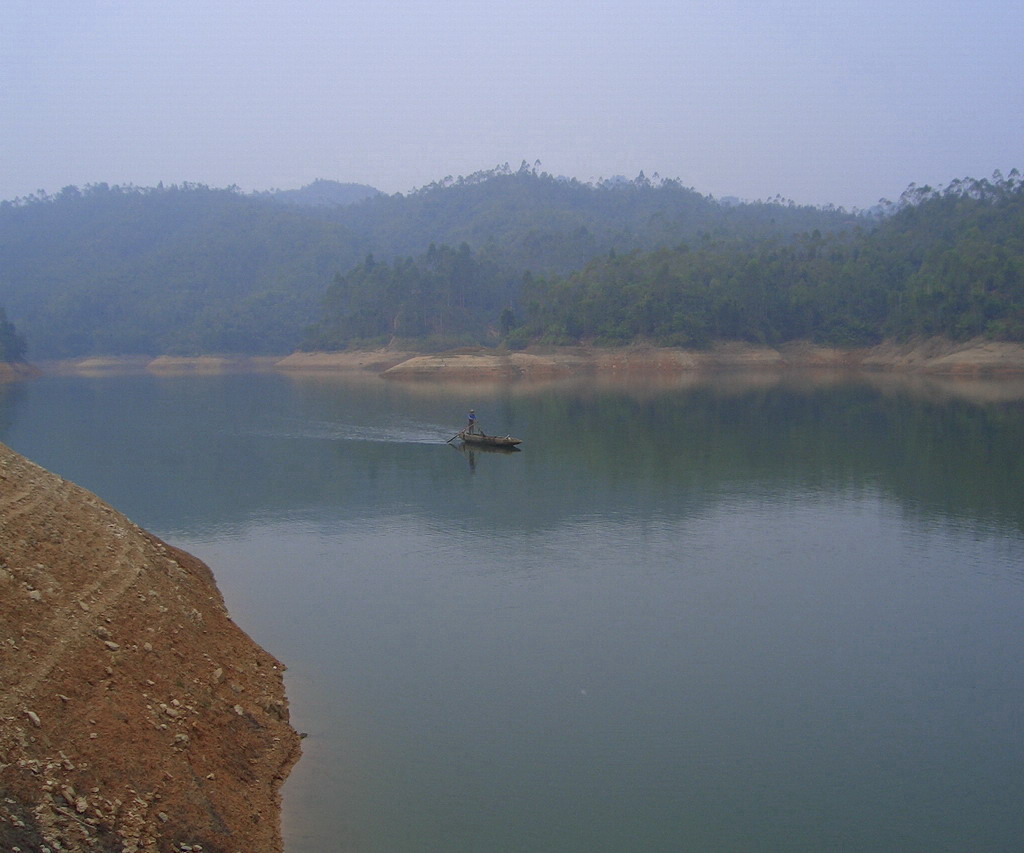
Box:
0;166;857;358
307;172;1024;350
2;165;1021;358
304;243;515;350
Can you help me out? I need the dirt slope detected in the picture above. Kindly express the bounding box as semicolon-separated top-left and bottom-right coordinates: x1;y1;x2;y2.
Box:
0;442;300;852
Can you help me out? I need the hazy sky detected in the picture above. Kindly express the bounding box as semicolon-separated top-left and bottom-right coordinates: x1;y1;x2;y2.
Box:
2;0;1021;208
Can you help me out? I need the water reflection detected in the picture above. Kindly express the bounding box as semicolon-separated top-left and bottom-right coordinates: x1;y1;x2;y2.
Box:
381;366;1024;405
450;441;522;474
1;371;1023;538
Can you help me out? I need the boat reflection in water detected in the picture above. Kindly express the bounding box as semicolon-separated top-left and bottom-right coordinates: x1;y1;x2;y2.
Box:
450;434;521;473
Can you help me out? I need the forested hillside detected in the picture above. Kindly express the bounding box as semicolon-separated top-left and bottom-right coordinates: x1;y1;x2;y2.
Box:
2;165;1020;358
307;172;1024;350
513;174;1024;347
317;164;862;274
0;166;857;358
0;183;366;356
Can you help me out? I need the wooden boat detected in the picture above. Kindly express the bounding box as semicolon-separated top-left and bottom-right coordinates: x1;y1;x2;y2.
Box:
458;430;522;447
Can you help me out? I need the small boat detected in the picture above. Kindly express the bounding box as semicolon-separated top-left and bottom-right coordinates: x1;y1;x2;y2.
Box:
458;430;522;447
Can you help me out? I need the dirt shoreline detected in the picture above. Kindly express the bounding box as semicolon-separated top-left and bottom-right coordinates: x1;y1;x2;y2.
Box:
21;338;1024;381
377;340;1024;379
1;442;301;852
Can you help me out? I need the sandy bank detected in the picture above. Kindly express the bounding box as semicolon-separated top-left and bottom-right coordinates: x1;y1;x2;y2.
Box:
147;355;280;373
858;339;1024;374
378;339;1024;380
20;338;1024;383
274;349;419;372
39;355;280;376
39;351;416;377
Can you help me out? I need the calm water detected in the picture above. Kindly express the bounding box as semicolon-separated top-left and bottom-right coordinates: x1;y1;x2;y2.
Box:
2;370;1024;852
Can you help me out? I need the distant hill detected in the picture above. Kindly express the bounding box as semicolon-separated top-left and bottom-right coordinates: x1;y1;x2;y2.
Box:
318;166;863;274
506;173;1024;347
304;171;1024;351
0;184;366;357
0;167;864;358
268;179;381;207
11;167;1020;360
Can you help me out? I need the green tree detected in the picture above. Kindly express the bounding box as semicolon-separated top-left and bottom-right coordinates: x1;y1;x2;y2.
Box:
0;307;27;361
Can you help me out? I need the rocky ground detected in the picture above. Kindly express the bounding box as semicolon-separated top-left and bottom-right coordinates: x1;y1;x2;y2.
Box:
0;443;300;853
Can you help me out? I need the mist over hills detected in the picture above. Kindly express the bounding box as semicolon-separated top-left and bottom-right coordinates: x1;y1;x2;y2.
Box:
263;179;382;207
0;165;1021;358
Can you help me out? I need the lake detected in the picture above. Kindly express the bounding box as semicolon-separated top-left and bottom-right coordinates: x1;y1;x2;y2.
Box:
2;368;1023;852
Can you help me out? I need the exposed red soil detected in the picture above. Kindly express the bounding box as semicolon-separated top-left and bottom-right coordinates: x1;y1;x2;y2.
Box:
0;442;300;853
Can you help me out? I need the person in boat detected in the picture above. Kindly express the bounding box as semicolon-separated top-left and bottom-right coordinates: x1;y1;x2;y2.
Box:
466;409;478;435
